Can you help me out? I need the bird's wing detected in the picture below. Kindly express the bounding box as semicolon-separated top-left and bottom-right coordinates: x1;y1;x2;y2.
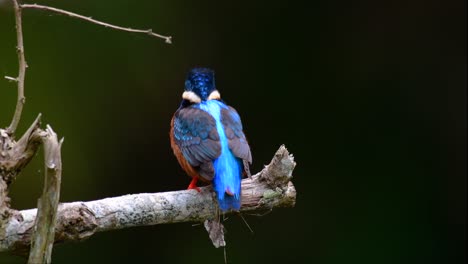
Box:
221;106;252;164
172;106;221;179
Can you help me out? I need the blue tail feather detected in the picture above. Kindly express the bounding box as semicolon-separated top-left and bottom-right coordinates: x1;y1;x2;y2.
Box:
196;100;243;212
213;152;242;212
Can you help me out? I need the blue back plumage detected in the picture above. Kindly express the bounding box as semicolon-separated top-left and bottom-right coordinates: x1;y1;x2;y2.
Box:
196;100;242;211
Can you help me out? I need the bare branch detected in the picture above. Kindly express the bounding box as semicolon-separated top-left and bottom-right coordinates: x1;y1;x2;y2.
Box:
0;146;296;253
21;4;172;44
28;126;63;264
7;0;27;135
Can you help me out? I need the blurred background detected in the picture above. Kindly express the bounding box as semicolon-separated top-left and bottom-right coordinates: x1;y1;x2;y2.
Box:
0;0;466;263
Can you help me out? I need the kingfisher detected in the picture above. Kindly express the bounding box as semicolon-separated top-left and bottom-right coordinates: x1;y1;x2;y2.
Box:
170;68;252;212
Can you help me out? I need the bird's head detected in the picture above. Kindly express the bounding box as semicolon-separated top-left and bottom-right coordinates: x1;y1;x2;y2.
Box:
182;68;220;103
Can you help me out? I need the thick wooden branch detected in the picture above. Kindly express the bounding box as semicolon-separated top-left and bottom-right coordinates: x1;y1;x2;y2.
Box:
0;145;296;253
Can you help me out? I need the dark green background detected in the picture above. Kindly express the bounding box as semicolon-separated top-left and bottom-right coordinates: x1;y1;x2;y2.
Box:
0;0;465;263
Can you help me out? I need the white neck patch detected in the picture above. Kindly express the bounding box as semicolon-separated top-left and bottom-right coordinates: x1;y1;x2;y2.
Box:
207;90;221;100
182;91;201;103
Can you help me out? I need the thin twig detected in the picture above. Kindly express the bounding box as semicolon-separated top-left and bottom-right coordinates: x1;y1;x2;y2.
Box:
224;247;227;264
28;126;63;264
238;213;254;234
4;76;18;82
246;209;273;217
21;4;172;44
7;0;27;135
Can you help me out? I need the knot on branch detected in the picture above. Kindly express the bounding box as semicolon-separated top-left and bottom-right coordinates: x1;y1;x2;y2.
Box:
55;204;97;242
0;115;42;185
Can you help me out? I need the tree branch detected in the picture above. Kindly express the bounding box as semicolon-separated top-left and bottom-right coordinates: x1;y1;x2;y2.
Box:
0;115;42;250
28;125;63;264
7;0;27;135
20;4;172;44
0;145;296;253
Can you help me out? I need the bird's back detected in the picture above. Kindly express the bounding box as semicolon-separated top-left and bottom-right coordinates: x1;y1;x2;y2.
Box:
197;100;243;211
170;67;252;212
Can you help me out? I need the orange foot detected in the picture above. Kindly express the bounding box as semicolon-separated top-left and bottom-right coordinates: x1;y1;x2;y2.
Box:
187;178;201;192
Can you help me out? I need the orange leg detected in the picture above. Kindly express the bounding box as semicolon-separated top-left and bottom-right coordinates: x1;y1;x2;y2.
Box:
187;177;201;192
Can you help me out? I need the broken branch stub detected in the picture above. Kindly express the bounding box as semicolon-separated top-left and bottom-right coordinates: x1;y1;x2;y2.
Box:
28;125;63;264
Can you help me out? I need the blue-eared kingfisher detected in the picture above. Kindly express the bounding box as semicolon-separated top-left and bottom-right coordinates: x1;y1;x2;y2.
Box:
170;68;252;212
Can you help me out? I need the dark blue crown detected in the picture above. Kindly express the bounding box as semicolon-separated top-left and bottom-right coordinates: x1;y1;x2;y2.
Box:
185;68;216;100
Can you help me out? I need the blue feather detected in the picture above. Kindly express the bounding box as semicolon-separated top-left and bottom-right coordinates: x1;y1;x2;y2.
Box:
197;100;242;211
